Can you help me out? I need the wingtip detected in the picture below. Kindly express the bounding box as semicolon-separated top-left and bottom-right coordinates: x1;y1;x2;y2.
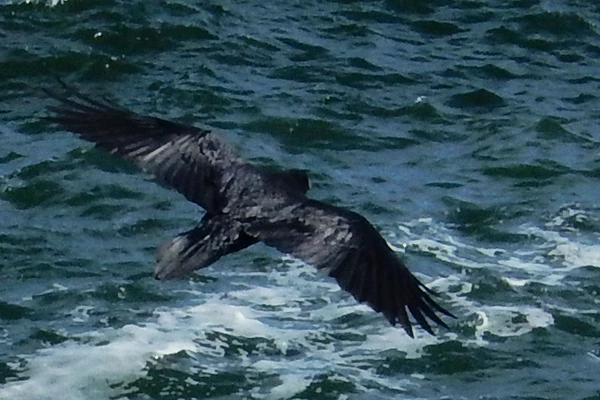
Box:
385;309;421;338
403;324;415;338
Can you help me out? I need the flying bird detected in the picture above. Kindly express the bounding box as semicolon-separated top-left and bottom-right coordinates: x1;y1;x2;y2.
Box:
45;85;454;337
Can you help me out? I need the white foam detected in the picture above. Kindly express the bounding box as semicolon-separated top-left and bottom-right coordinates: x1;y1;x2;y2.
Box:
472;306;554;341
522;225;600;269
230;285;304;309
396;219;562;345
1;324;162;400
257;371;310;400
0;286;443;400
0;301;258;400
403;219;600;281
3;218;585;399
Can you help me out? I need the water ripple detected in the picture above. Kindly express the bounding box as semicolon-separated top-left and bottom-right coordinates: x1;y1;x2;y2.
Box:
2;1;600;399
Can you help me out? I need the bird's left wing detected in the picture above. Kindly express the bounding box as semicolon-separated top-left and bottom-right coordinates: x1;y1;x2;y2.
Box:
245;199;454;337
45;86;244;214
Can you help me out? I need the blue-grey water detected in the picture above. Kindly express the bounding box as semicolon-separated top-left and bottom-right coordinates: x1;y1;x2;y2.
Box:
1;1;600;399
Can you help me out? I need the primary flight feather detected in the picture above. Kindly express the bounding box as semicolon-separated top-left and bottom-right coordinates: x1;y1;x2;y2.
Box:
45;85;454;337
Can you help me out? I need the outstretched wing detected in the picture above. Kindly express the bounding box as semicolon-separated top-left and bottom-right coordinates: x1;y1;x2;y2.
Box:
45;86;244;213
246;199;454;337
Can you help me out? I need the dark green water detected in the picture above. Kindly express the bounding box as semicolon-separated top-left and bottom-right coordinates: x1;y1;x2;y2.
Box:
1;0;600;399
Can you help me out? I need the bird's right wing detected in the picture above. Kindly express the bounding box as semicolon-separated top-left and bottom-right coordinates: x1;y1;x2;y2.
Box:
245;199;454;337
45;86;244;213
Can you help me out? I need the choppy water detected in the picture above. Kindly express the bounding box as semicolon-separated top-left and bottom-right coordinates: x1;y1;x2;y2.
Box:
1;0;600;399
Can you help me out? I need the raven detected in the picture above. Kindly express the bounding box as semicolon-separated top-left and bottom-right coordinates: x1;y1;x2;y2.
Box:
45;86;454;337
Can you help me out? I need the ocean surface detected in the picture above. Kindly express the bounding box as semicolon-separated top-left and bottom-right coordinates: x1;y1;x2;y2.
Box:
1;0;600;399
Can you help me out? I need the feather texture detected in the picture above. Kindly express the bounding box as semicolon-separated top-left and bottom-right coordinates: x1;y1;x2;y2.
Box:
45;84;454;337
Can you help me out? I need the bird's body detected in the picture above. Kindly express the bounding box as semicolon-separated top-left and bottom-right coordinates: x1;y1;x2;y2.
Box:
45;85;454;337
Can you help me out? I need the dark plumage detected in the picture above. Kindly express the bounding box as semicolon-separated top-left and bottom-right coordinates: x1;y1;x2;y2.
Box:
45;85;454;337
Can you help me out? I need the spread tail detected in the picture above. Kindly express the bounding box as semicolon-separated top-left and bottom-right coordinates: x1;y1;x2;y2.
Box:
155;214;257;280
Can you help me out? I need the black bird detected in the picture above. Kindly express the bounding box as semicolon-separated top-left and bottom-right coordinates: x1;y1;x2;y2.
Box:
45;86;454;337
